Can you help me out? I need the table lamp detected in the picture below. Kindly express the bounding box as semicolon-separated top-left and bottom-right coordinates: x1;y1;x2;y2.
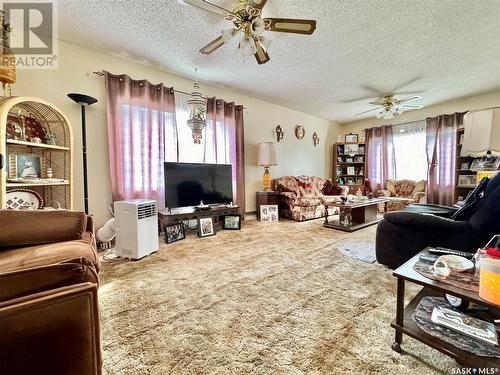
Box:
257;142;277;191
461;108;500;184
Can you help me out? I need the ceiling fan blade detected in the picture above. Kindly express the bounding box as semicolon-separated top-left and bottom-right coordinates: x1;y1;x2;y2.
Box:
393;91;424;96
355;107;382;116
199;35;225;55
254;40;270;65
264;18;316;35
340;95;379;104
368;101;384;105
401;104;423;109
249;0;267;10
398;95;422;103
181;0;236;18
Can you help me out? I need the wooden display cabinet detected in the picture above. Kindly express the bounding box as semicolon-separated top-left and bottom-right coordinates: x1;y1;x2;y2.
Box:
0;97;73;210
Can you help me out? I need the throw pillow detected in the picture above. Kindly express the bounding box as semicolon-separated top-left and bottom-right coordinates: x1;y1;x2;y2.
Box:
322;179;342;195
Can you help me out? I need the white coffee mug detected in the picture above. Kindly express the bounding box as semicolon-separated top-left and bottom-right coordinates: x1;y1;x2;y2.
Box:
431;259;451;279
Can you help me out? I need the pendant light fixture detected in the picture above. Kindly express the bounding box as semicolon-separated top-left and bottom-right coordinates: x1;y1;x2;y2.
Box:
186;69;207;144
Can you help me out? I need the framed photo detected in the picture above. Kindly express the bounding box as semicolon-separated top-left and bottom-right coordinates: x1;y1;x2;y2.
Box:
10;153;42;179
345;133;359;142
458;175;476;187
344;143;359;155
345;157;353;163
347;166;355;175
164;222;185;244
198;217;216;237
337;156;343;162
260;204;279;222
460;162;470;171
354;156;364;163
358;145;365;154
222;214;241;230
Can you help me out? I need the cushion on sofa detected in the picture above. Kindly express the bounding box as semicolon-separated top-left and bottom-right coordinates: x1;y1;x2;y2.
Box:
322;179;343;195
0;210;87;248
0;233;99;273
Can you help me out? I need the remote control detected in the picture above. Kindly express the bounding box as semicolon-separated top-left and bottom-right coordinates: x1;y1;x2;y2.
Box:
427;247;474;259
419;254;439;264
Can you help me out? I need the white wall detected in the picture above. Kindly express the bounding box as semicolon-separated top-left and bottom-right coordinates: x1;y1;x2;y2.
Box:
13;40;339;225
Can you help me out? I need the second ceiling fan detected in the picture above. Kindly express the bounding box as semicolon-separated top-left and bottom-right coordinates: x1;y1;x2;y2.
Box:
180;0;317;65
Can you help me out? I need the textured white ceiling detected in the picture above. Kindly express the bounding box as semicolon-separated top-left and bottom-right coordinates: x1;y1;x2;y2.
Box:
58;0;500;123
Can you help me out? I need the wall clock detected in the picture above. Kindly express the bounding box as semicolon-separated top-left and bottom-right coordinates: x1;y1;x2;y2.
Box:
295;125;305;140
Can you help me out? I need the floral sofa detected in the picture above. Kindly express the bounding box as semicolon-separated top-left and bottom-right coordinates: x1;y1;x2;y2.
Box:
376;179;426;212
272;176;349;221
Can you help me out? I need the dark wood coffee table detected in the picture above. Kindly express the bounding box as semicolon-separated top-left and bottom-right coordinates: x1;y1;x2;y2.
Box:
392;250;500;367
323;197;388;232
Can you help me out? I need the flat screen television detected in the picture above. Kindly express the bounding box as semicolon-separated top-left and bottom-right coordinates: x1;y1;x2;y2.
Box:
164;162;233;208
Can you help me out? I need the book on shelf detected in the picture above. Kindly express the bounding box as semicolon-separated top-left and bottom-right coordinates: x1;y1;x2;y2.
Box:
431;304;498;346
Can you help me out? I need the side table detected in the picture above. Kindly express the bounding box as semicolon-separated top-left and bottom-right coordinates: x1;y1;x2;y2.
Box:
256;191;279;221
391;249;500;367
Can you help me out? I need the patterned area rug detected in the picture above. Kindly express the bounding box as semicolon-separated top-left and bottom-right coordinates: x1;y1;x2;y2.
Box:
98;217;453;374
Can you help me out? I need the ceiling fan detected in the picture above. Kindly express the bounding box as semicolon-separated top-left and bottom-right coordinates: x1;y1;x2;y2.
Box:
355;95;423;120
179;0;317;65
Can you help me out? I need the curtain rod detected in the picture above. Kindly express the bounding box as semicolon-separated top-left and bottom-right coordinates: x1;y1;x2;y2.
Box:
92;71;246;108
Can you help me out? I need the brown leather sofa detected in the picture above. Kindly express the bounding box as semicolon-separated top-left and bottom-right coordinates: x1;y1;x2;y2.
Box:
0;210;102;375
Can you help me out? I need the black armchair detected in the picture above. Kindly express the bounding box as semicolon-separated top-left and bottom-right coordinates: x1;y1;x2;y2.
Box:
376;173;500;269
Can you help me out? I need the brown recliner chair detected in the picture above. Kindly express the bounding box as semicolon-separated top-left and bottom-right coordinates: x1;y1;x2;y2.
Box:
0;210;102;375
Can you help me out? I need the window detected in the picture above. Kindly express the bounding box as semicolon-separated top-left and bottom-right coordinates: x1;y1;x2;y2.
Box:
392;121;427;181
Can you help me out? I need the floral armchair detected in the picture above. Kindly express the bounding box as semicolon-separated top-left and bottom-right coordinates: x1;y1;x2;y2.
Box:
377;179;426;212
272;176;349;221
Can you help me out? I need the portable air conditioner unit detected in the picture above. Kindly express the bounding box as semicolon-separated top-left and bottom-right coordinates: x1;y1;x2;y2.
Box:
114;199;159;259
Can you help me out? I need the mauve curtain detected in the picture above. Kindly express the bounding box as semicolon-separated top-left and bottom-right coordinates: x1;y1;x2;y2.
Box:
365;125;396;192
105;71;176;209
426;112;464;206
206;98;246;215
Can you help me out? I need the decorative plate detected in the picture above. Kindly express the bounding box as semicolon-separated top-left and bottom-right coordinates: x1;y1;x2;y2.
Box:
439;255;474;272
295;125;305;140
6;189;44;210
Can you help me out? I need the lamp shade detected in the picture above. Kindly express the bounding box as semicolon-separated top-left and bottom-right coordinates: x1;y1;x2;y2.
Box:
257;142;277;166
461;109;500;157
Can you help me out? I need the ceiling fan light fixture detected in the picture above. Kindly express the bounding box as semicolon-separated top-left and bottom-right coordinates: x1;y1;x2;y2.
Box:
221;28;236;43
259;35;272;51
239;35;257;56
251;18;266;36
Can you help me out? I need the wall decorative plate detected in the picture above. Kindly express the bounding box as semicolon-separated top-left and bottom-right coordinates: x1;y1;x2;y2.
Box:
6;188;44;209
295;125;305;140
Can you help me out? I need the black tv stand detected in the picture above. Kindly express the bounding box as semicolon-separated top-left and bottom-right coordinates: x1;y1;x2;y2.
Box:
159;205;239;230
193;206;211;212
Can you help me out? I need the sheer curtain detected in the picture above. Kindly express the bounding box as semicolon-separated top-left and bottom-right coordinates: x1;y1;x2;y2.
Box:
105;72;176;209
426;113;464;206
392;121;427;181
167;93;246;214
365;125;396;192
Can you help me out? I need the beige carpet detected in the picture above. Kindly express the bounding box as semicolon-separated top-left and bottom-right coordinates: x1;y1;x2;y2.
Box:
99;217;454;374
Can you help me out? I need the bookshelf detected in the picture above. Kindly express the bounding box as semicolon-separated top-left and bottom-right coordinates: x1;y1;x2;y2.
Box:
455;127;479;202
333;142;366;194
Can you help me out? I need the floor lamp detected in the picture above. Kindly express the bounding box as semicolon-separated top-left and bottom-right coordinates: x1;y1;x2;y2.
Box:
68;93;98;214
